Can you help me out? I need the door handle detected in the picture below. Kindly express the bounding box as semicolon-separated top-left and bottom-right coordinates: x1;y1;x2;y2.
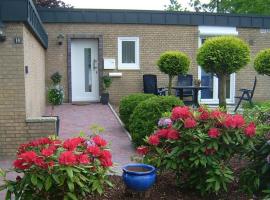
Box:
93;59;98;69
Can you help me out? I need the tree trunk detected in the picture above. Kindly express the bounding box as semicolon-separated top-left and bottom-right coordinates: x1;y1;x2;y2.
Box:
218;75;227;110
168;75;173;95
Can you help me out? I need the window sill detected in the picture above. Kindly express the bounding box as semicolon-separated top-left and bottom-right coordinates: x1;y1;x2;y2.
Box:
117;66;140;70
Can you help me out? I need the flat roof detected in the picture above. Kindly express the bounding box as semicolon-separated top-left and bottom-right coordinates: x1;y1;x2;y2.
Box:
0;0;48;48
37;8;270;29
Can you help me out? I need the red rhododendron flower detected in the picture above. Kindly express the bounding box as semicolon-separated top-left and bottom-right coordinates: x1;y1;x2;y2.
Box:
63;137;84;151
224;114;245;128
59;151;77;166
99;150;113;167
77;154;90;165
208;128;220;138
199;111;210;120
171;106;191;120
167;129;180;140
148;135;160;146
92;135;107;147
244;122;256;137
41;148;54;157
19;151;37;163
13;159;31;170
34;157;47;168
155;129;169;139
205;147;216;155
210;110;224;119
30;138;52;147
87;145;101;157
136;146;149;155
184;118;197;128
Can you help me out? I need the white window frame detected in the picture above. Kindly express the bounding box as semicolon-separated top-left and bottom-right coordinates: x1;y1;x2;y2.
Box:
118;37;140;70
198;26;237;105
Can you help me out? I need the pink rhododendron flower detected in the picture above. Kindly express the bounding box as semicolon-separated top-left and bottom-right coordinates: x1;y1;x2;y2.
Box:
184;118;197;128
136;146;149;155
148;135;160;146
167;129;180;140
171;106;191;120
208;128;220;138
244;122;256;137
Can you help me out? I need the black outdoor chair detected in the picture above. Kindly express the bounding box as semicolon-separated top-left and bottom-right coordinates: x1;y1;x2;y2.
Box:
176;74;193;99
143;74;167;96
234;76;257;112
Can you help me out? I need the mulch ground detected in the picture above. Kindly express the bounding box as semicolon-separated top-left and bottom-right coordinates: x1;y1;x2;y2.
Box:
88;172;249;200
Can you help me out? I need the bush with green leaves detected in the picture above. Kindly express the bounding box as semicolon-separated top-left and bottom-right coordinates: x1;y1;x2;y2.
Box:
197;36;250;108
119;93;155;129
136;106;256;195
240;102;270;197
254;49;270;76
0;131;113;200
50;72;62;85
129;96;183;146
102;75;112;92
157;51;190;95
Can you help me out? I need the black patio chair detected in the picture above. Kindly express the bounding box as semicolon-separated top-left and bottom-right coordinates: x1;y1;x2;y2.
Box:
143;74;167;96
176;74;193;99
234;76;257;112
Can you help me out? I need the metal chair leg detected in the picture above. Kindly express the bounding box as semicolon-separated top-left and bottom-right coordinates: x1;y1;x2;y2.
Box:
234;93;244;112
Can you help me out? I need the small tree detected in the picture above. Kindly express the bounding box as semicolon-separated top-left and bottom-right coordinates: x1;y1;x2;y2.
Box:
157;51;190;95
197;36;250;109
254;49;270;76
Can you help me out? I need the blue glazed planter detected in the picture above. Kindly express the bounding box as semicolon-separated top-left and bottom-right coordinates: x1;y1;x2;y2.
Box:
122;163;156;192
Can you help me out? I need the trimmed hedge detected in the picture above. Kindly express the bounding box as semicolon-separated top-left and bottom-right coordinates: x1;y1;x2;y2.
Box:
129;96;183;146
119;93;155;129
254;49;270;76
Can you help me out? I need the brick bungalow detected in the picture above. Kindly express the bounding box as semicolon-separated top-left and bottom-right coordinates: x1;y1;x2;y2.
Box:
1;0;270;156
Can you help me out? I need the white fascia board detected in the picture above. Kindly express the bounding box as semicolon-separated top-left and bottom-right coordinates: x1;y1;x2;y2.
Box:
199;26;238;36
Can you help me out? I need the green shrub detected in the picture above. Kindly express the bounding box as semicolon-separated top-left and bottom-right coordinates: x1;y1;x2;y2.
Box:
119;93;155;129
129;96;183;146
254;49;270;76
137;106;256;195
157;51;190;95
197;36;250;108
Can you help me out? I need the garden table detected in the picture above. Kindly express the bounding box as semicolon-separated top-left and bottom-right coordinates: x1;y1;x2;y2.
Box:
172;86;211;108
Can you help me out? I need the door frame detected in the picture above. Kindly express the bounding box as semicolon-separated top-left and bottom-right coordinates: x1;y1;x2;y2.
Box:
198;26;238;105
67;34;103;103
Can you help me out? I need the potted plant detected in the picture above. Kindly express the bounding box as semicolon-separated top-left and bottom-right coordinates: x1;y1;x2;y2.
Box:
47;72;64;135
100;75;112;105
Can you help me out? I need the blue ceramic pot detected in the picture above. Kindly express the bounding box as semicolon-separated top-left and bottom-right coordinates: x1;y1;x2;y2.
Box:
122;163;156;192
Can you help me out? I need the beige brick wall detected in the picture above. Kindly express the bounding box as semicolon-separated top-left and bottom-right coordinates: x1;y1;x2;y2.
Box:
0;23;56;157
237;28;270;101
43;23;270;104
43;24;198;104
24;26;46;118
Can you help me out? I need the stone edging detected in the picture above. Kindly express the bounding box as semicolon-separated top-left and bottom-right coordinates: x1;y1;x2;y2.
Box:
108;103;132;141
26;117;57;123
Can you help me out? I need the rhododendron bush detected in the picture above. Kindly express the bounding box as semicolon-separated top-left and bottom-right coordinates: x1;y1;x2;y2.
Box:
0;134;113;200
137;106;256;195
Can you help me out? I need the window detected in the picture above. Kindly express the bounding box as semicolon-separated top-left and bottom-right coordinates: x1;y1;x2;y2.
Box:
118;37;139;69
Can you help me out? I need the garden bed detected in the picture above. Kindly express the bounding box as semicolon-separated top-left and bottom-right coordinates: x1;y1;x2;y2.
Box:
89;172;248;200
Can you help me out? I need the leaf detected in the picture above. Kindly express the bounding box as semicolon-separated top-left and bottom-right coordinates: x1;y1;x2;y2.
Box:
67;192;78;200
214;181;220;192
5;190;11;200
66;167;74;179
0;168;6;177
52;174;60;184
67;180;74;192
45;176;52;191
31;174;38;186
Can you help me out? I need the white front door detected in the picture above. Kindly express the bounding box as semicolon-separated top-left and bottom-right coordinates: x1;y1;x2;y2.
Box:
71;39;99;102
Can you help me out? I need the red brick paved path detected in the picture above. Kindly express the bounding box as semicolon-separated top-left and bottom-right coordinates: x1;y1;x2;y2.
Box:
0;104;135;198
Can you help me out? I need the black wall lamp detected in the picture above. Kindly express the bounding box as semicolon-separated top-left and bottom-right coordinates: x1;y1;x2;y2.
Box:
57;33;64;45
0;21;6;42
